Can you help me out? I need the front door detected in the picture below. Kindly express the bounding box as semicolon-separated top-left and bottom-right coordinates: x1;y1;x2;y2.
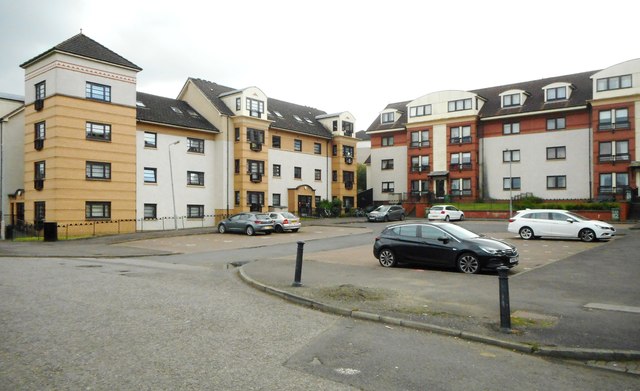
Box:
435;179;445;199
298;195;312;217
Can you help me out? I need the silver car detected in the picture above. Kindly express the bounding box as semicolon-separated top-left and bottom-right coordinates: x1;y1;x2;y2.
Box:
367;205;406;222
218;213;274;236
269;212;301;233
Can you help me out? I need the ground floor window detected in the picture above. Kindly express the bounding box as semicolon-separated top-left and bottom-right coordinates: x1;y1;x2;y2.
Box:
34;201;45;222
86;201;111;219
187;204;204;218
382;182;395;193
144;204;157;219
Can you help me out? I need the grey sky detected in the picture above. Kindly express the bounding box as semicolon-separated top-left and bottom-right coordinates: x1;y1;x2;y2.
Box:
1;0;638;130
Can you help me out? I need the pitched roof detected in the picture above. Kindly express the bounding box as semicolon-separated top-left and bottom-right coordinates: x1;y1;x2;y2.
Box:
355;130;370;141
366;101;410;132
472;70;596;119
20;33;142;71
190;78;332;139
136;92;218;133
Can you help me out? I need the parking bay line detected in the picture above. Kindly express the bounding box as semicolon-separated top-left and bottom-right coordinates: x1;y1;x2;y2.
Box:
584;303;640;314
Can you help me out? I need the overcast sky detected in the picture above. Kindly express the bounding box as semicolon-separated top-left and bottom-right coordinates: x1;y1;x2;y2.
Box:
1;0;638;130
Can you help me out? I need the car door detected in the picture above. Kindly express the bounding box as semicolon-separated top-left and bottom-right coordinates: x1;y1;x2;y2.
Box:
418;225;458;266
228;214;246;232
388;225;423;261
528;212;554;236
550;212;579;238
446;206;461;220
389;206;400;220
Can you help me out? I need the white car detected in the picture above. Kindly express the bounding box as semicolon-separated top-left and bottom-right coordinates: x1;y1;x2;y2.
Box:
507;209;615;242
427;205;464;221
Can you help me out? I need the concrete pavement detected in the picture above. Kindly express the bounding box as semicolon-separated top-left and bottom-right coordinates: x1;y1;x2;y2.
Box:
1;220;639;374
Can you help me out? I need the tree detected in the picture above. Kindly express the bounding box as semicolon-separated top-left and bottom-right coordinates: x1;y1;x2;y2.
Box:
357;163;367;191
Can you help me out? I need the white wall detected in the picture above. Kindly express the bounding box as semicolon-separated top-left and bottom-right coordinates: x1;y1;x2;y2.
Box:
268;148;328;207
370;145;407;202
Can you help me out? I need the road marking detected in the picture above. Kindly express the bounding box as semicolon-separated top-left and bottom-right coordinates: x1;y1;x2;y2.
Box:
584;303;640;314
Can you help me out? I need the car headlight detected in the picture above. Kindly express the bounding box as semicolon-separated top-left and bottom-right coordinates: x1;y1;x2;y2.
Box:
479;246;500;254
595;224;609;230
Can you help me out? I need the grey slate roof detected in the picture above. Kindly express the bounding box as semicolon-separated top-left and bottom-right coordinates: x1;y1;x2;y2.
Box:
366;101;410;132
190;78;332;139
20;33;142;71
355;130;370;141
136;92;218;133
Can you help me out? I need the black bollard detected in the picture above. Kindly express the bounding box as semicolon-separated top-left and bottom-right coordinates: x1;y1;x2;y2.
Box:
497;266;511;332
292;241;305;287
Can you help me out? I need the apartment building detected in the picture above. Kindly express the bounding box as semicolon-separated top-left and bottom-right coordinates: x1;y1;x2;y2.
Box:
366;59;640;210
0;33;357;236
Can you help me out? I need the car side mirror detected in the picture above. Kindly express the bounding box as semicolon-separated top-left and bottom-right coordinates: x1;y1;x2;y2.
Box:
566;218;574;223
437;236;450;244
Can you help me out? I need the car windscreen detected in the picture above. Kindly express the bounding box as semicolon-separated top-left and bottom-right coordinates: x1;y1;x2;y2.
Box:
254;214;271;220
439;223;480;240
430;206;443;211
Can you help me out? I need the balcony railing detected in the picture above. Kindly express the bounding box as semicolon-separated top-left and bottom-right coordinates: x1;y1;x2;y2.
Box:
410;140;430;148
411;164;430;173
249;172;262;183
34;99;44;111
34;139;44;151
450;163;472;171
34;179;44;190
450;189;472;196
250;142;262;152
598;121;630;131
344;155;353;164
599;153;630;163
598;186;626;195
345;181;353;190
449;136;472;144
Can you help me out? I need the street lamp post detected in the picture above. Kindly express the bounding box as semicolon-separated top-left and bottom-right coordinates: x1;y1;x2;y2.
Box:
505;149;513;217
168;140;180;230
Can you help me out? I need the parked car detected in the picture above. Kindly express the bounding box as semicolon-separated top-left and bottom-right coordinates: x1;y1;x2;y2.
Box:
427;205;464;221
507;209;615;242
217;213;274;236
373;222;518;274
269;211;301;233
367;205;405;222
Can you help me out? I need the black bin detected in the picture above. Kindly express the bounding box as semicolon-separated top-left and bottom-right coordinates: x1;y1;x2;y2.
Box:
5;225;13;240
43;222;58;242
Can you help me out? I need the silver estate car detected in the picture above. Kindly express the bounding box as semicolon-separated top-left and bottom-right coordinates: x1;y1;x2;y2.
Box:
218;213;274;236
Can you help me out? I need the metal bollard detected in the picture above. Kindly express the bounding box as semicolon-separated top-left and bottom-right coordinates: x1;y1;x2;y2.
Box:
497;266;511;332
292;241;305;287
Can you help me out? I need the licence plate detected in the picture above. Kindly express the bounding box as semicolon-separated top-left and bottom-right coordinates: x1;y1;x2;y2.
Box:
509;257;518;264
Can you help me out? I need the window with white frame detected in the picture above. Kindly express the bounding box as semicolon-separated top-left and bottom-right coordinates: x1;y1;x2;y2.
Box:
448;98;472;112
546;117;566;130
503;177;521;190
547;175;566;189
411;155;429;172
597;75;632;92
502;93;521;107
381;182;395;193
450;125;471;143
598;108;629;130
381;159;394;170
410;130;429;147
451;178;472;196
502;149;520;162
381;112;394;123
503;122;520;135
409;104;432;117
547;146;566;160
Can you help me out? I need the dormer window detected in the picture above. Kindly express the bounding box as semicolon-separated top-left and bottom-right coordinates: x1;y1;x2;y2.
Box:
597;75;632;92
171;106;183;114
381;112;394;124
293;115;303;122
274;111;283;118
448;98;472;112
246;98;264;118
545;86;567;102
502;93;521;107
136;101;146;107
409;104;431;118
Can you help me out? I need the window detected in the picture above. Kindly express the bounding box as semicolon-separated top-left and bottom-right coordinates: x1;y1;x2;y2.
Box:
410;130;429;147
410;179;429;193
86;161;111;180
144;167;157;183
409;104;432;117
273;164;281;177
294;167;302;179
236;97;241;111
144;132;157;148
502;93;520;107
272;194;281;206
332;170;337;182
235;128;240;141
599;141;629;162
35;81;46;100
234;159;240;174
448;98;472;112
187;138;204;153
86;82;111;102
547;175;566;189
314;143;322;154
315;169;321;181
411;155;429;172
382;136;394;146
293;115;303;122
235;191;240;206
546;117;566;130
34;122;45;150
343;145;354;157
187;171;204;186
381;159;394;170
34;201;46;222
272;135;281;148
247;192;264;207
343;171;355;185
332;145;338;156
187;204;204;218
547;146;566;160
86;122;111;141
247;128;265;143
246;98;264;117
451;178;472;196
247;160;264;174
294;139;302;151
86;201;111;219
503;177;521;190
502;150;520;162
342;121;354;134
450;125;471;143
144;204;157;219
34;161;45;180
381;112;395;123
598;108;629;130
170;106;183;114
503;123;520;135
381;182;395;193
546;86;566;102
332;120;338;131
451;152;472;168
597;75;632;92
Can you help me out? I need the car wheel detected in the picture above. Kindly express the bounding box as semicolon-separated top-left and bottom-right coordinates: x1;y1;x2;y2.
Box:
245;226;255;236
519;226;534;240
378;248;397;268
292;229;299;233
457;253;480;274
275;225;284;233
400;214;405;221
264;231;271;235
218;224;226;234
384;215;389;222
579;228;596;242
459;214;464;221
445;215;450;222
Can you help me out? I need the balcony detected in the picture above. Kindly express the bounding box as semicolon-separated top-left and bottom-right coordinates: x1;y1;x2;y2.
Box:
250;142;262;152
34;139;44;151
344;155;353;165
345;181;353;190
410;141;430;148
34;179;44;190
450;189;472;196
449;136;472;144
599;154;630;163
34;99;44;111
598;186;626;195
450;163;472;171
249;172;262;183
411;164;430;173
598;121;630;131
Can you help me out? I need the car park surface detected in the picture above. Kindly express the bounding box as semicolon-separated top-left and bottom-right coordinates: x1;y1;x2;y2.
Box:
373;222;518;274
507;209;616;242
427;205;464;221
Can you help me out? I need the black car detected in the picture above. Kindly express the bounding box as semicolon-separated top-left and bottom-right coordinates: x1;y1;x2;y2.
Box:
373;222;518;274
